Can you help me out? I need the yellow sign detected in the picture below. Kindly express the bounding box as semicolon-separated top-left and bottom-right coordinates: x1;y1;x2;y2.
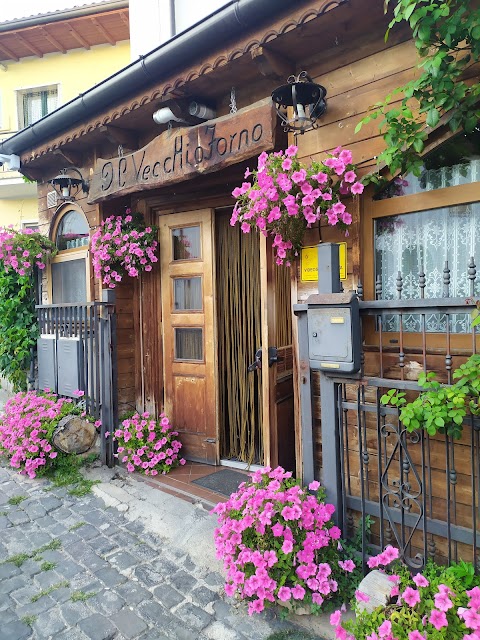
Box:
300;243;347;282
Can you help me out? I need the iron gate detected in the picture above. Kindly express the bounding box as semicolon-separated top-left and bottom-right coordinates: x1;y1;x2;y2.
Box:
310;257;480;572
36;300;118;467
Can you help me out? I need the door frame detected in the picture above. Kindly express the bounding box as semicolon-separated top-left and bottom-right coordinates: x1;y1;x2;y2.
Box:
136;194;300;471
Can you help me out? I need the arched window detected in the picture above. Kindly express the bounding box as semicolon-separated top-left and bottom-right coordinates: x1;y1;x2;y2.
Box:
49;207;90;304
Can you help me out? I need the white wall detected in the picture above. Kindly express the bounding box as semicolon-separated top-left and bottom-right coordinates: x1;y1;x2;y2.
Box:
129;0;230;60
174;0;229;35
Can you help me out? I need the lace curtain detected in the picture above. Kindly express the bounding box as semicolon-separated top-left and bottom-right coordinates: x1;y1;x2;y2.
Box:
375;202;479;333
22;88;58;127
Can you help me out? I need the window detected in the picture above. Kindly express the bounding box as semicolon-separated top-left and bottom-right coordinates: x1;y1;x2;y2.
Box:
366;130;480;334
375;203;479;333
21;221;39;232
172;225;201;260
49;208;90;304
17;85;58;129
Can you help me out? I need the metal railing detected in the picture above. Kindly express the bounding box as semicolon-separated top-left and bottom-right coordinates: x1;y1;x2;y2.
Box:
336;257;480;571
36;301;118;467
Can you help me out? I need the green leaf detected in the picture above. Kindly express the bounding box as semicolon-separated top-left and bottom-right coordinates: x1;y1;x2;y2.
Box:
413;134;424;151
426;108;440;128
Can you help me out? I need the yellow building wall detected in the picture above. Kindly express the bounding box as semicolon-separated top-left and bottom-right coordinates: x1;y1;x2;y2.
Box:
0;41;130;134
0;41;130;227
0;197;38;228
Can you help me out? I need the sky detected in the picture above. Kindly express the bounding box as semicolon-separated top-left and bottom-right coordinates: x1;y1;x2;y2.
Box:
2;0;96;22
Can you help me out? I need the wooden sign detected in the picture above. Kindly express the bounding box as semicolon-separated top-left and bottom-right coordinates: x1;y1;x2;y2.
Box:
88;98;276;203
301;243;347;282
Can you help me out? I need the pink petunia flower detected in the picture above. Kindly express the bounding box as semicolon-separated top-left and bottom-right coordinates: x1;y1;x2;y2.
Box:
429;609;448;630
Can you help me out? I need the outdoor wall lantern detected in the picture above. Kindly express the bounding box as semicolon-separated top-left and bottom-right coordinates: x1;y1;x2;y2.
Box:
49;167;89;201
271;71;327;135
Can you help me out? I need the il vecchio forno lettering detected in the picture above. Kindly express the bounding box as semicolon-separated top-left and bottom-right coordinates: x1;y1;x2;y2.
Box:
88;99;276;203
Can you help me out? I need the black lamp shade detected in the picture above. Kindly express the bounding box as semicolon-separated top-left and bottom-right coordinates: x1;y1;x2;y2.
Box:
49;167;89;200
272;72;327;134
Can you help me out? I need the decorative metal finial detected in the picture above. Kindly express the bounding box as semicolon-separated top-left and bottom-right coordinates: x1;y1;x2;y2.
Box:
229;87;237;114
443;261;451;298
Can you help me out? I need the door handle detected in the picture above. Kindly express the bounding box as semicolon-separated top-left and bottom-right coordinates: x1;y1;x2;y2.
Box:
248;348;263;372
268;346;282;367
248;347;283;372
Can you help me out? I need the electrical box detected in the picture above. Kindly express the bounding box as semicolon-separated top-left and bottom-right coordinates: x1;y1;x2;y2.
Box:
295;292;361;374
37;335;56;392
57;337;80;397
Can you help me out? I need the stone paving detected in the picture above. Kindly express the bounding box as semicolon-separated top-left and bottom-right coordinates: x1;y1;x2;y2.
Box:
0;464;318;640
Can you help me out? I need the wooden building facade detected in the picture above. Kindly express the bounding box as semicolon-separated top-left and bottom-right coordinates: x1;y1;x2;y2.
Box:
2;0;479;557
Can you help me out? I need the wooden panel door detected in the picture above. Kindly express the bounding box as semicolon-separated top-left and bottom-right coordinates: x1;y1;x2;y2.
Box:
160;209;218;464
260;236;296;473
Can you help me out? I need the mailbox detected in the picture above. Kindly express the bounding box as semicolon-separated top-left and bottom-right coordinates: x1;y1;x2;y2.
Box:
294;292;361;374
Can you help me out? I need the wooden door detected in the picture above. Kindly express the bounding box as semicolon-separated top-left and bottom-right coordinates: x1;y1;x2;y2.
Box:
260;236;296;472
160;209;218;464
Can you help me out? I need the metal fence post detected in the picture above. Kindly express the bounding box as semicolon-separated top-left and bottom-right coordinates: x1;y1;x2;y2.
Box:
101;289;117;468
296;310;315;486
317;244;344;530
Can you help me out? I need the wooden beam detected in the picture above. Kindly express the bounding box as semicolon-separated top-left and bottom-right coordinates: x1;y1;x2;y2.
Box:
119;10;129;27
20;167;42;182
53;148;83;167
0;41;19;61
90;17;116;46
98;124;137;150
65;22;90;49
251;45;294;81
39;27;66;54
14;33;43;58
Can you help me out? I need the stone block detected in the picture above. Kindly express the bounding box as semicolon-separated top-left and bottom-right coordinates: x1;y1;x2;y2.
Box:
113;608;148;638
2;619;32;640
53;415;96;454
356;569;393;613
78;613;118;640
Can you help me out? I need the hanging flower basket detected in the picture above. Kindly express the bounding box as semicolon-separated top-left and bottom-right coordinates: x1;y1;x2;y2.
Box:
0;227;57;276
91;209;158;288
230;145;364;265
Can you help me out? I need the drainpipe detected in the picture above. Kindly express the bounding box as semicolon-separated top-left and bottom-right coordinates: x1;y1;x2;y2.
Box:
169;0;176;39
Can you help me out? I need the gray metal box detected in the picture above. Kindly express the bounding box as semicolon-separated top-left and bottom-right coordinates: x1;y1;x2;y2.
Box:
37;335;56;392
296;292;361;374
308;307;353;364
57;337;80;397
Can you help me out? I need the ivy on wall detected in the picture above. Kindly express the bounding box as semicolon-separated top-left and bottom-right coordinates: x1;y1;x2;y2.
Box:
0;267;37;391
357;0;480;182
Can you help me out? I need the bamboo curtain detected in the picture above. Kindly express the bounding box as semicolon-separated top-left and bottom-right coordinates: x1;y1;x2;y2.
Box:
216;214;263;464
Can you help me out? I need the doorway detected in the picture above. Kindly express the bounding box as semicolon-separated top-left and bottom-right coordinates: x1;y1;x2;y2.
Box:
216;210;263;465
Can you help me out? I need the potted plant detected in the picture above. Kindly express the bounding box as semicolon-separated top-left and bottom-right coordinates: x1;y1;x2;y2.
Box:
0;227;57;276
112;411;186;475
212;466;361;616
230;146;363;265
331;546;480;640
91;209;158;288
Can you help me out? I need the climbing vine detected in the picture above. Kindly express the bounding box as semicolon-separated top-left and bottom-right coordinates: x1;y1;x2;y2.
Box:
0;268;37;391
357;0;480;182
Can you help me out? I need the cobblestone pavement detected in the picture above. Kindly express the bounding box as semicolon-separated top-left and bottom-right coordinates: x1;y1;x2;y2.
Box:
0;464;318;640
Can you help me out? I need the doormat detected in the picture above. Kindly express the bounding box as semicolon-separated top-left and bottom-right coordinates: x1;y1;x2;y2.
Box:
192;469;249;498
